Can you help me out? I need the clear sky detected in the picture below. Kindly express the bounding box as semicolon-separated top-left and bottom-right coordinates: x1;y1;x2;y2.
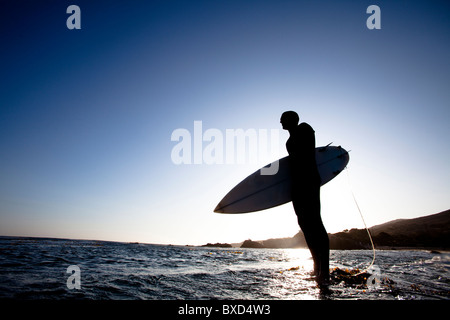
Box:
1;0;449;245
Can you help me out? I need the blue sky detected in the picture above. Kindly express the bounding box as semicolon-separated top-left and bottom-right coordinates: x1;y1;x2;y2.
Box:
1;0;449;245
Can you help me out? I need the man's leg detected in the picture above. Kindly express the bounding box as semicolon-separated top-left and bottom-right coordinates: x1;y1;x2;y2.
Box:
293;187;329;284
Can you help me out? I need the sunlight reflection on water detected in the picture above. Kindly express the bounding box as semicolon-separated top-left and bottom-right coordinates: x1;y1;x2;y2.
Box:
223;248;321;300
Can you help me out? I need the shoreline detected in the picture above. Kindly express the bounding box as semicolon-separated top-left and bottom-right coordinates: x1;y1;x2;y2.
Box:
200;242;450;253
1;235;449;253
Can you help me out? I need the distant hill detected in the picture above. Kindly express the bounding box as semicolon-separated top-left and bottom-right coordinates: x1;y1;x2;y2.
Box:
368;209;450;249
215;209;450;250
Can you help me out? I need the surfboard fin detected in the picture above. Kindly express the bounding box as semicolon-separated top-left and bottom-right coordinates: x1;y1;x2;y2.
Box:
318;142;333;152
337;147;350;159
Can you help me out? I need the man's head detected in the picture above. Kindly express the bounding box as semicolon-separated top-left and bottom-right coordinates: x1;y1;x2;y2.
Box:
280;111;299;130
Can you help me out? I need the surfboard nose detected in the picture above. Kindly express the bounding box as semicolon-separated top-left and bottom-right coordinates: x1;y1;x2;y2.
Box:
214;203;224;213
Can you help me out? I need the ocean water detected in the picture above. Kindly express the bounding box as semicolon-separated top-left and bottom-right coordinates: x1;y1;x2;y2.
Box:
0;237;448;300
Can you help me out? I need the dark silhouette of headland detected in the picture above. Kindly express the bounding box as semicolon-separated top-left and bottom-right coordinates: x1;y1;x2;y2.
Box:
203;209;450;251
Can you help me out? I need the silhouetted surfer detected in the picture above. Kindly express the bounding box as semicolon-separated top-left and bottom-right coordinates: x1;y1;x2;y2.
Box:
280;111;329;286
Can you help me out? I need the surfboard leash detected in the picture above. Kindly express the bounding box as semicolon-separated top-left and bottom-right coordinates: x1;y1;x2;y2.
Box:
344;166;376;276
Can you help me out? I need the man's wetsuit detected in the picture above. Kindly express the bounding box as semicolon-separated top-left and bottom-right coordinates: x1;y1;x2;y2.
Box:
286;122;329;284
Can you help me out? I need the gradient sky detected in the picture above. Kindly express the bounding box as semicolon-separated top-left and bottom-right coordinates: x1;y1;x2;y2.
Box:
1;0;449;245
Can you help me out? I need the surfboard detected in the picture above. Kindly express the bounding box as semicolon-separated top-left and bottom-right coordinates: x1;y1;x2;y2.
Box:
214;145;349;214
